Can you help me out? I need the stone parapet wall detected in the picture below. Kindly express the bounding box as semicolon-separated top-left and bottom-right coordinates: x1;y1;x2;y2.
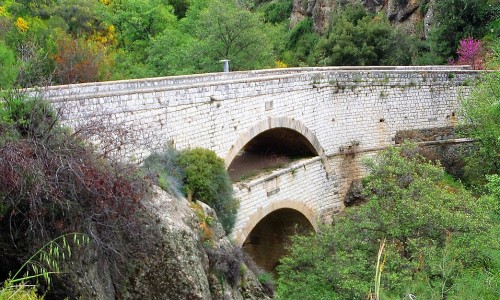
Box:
39;65;471;99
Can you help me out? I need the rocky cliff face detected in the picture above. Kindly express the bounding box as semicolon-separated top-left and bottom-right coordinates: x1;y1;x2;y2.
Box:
66;187;270;300
291;0;435;37
290;0;338;34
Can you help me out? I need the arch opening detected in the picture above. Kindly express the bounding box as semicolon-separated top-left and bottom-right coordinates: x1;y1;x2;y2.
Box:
242;208;314;274
228;128;318;181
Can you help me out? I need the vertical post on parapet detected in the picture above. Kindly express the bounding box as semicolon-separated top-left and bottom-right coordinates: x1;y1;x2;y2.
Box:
219;59;230;72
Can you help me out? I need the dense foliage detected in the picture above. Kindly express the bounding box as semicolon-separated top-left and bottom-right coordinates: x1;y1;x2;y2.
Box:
460;71;500;188
429;0;499;62
314;4;416;66
0;93;150;297
144;147;238;233
277;48;500;297
0;0;498;88
276;143;500;299
0;2;498;298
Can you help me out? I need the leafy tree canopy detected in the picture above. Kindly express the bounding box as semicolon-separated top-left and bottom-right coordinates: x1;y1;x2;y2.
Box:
314;4;416;66
277;143;499;299
193;0;275;71
459;71;500;188
429;0;499;60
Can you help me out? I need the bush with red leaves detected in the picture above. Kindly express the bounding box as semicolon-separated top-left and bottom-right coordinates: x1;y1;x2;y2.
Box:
0;92;150;289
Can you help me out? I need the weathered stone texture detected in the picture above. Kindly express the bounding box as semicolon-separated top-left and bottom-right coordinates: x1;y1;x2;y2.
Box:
290;0;434;35
122;187;270;299
40;66;477;245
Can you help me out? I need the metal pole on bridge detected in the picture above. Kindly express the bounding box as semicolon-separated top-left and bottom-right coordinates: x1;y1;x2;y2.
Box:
219;59;230;72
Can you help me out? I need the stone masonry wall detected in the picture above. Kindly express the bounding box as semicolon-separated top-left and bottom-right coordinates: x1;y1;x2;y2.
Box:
40;66;478;243
232;157;338;245
41;67;475;161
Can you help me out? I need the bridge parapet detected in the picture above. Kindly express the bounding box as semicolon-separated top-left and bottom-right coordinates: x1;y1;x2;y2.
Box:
37;65;472;100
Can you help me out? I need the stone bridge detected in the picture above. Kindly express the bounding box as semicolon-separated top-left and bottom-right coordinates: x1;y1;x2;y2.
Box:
40;66;477;271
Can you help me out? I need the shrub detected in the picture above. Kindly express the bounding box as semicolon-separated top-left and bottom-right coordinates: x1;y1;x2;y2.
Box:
259;0;293;24
206;246;244;286
177;148;238;233
142;148;184;197
314;4;416;66
0;41;18;91
257;272;275;296
0;93;149;297
284;18;319;66
0;90;57;142
53;33;110;84
144;147;238;234
451;37;485;69
459;72;500;188
429;0;497;61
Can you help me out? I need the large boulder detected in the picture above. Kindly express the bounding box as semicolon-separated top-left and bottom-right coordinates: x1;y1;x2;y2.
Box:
120;187;271;299
122;187;212;299
44;186;270;299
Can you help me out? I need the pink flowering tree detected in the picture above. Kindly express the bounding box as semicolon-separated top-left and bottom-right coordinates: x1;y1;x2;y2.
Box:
451;37;485;70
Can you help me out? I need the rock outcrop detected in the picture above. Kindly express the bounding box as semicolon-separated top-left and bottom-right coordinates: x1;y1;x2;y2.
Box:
67;187;270;299
127;188;271;299
290;0;339;34
290;0;435;36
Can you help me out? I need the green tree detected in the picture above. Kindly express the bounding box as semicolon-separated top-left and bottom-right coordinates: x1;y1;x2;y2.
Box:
460;71;500;187
0;41;18;90
193;0;275;72
48;0;107;36
98;0;178;78
429;0;499;61
258;0;293;24
277;143;497;299
169;0;190;19
282;17;319;66
146;28;197;76
314;4;416;66
103;0;176;54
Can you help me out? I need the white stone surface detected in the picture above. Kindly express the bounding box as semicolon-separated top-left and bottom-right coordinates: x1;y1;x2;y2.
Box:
41;67;478;244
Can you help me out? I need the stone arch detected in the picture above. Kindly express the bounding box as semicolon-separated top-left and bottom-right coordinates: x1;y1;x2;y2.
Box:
237;201;317;272
224;117;330;173
234;200;318;247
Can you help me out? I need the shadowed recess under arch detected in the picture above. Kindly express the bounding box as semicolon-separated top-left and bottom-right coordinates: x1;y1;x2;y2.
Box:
242;208;315;273
225;117;330;181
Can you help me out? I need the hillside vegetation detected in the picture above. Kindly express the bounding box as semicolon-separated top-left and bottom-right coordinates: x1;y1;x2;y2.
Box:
0;0;498;88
